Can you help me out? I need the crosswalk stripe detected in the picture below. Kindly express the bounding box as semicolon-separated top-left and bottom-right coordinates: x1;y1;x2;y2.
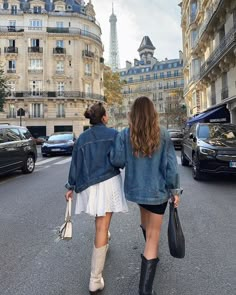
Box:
177;156;181;165
36;157;61;166
54;158;72;165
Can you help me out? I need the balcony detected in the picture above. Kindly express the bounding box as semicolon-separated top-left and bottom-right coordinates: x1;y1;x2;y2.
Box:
28;47;43;53
47;27;69;33
28;69;43;74
56;114;65;118
4;46;18;54
7;69;16;73
200;25;236;79
53;47;66;54
8;91;105;101
221;87;229;100
82;50;94;58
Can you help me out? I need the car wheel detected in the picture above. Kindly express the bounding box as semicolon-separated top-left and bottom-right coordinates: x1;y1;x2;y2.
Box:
181;149;189;166
22;155;35;174
192;154;203;180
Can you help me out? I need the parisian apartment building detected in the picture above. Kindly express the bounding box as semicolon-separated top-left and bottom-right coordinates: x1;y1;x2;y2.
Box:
111;36;184;129
0;0;104;137
180;0;236;123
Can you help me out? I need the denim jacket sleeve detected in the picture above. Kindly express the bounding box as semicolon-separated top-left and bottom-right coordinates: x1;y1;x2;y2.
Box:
165;130;180;189
110;130;126;169
65;144;78;191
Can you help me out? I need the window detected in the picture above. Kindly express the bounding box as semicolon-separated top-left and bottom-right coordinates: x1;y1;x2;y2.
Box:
158;92;163;100
85;63;92;76
29;59;42;70
33;6;42;14
154;73;158;79
174;70;179;76
7;81;16;95
9;104;16;118
168;64;172;68
29;80;42;96
167;71;171;77
160;72;164;78
57;104;65;117
146;75;150;80
19;128;32;139
29;20;42;30
31;103;42;118
57;82;64;96
0;129;4;144
56;61;64;72
159;82;162;89
5;128;21;141
85;83;92;95
11;5;17;15
9;39;15;47
8;60;16;72
56;22;64;28
159;104;163;112
30;39;40;47
56;40;64;48
8;20;16;31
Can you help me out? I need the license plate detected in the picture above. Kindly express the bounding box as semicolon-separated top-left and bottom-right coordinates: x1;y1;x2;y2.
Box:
51;148;61;152
229;161;236;168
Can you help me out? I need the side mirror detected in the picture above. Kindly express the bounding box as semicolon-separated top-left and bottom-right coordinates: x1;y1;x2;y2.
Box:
189;133;193;139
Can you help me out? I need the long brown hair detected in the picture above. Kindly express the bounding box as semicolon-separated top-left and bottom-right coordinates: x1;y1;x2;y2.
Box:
129;96;160;157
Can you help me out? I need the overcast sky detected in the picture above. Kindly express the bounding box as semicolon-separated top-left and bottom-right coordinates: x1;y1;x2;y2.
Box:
92;0;183;68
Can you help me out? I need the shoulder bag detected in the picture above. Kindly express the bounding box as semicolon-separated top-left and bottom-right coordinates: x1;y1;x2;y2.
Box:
59;198;72;240
168;201;185;258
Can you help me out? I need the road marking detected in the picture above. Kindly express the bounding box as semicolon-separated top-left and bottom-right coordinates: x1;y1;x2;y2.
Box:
54;158;72;165
177;156;181;165
35;157;61;166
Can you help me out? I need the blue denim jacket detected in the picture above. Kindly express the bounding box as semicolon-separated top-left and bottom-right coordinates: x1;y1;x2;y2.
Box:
110;127;179;205
66;124;120;193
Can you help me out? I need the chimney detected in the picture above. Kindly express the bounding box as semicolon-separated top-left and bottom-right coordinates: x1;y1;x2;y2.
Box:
179;50;183;61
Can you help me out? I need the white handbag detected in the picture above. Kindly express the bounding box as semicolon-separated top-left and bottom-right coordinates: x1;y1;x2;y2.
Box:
59;198;72;240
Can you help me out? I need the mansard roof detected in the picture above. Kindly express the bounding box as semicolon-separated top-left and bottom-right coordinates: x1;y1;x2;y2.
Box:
138;36;156;52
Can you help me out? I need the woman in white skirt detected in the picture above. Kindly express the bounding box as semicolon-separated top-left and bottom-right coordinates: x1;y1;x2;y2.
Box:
65;102;128;294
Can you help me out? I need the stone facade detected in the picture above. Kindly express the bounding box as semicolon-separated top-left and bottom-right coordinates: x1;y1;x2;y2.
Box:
0;0;104;137
180;0;236;123
111;36;185;129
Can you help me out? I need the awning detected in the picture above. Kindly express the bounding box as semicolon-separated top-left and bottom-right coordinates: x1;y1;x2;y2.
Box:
186;105;230;126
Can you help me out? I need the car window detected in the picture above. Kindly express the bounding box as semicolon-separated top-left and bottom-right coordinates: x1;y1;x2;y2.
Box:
208;125;236;139
48;134;73;141
0;129;5;143
198;125;209;139
5;128;22;142
20;128;32;139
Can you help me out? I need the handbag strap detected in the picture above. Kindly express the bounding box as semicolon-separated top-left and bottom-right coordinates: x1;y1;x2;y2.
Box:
65;198;72;222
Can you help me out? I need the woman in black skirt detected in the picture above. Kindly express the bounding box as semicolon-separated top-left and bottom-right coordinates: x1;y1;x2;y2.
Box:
110;96;180;295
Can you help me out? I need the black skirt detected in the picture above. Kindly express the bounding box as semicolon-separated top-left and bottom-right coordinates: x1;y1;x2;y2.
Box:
139;201;168;215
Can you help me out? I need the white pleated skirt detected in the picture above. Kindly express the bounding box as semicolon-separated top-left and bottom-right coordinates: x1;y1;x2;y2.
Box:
75;174;128;217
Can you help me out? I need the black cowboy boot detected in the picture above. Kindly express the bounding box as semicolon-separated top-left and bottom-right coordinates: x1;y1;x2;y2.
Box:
140;225;146;241
139;254;159;295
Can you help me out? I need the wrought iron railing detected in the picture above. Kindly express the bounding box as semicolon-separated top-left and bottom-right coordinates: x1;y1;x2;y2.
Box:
8;91;105;101
53;47;66;54
200;25;236;78
82;50;94;58
4;46;18;53
28;47;43;53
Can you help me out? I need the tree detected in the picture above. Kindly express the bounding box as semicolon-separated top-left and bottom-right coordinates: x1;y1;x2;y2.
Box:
103;67;124;105
0;64;9;112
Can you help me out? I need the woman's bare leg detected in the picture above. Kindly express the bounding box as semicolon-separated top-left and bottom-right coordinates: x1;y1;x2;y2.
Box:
95;212;113;248
140;208;164;259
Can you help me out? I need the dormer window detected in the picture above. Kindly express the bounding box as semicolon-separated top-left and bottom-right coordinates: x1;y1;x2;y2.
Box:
33;6;42;14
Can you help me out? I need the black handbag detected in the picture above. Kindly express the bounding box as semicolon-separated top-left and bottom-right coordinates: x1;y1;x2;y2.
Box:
168;201;185;258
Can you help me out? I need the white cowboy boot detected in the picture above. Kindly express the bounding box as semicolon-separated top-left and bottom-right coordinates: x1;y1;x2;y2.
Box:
89;244;108;294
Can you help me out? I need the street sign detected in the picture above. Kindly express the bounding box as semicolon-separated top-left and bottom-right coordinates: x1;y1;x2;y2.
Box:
17;108;25;116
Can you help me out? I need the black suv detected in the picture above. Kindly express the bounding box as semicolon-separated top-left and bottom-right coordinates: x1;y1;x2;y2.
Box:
0;125;37;175
181;123;236;180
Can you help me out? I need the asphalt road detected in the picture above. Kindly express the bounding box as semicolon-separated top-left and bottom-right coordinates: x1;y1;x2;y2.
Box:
0;151;235;295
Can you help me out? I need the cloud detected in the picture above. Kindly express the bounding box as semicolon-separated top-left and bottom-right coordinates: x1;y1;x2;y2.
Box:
92;0;182;67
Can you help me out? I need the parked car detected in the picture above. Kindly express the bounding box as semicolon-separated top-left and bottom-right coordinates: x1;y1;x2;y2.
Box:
41;132;76;156
181;123;236;180
0;125;37;175
168;129;183;149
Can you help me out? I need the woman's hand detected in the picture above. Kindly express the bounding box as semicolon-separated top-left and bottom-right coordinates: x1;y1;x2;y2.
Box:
173;195;180;208
65;190;73;201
